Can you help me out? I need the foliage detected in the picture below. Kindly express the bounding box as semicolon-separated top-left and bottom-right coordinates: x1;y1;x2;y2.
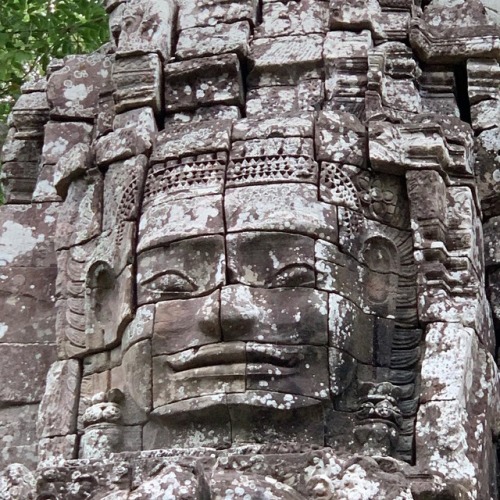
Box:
0;0;109;121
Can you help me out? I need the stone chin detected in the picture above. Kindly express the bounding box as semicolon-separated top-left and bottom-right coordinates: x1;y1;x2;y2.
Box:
148;389;327;449
146;340;331;448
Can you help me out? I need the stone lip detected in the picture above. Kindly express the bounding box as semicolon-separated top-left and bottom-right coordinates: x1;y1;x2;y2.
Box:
152;391;322;418
165;342;298;372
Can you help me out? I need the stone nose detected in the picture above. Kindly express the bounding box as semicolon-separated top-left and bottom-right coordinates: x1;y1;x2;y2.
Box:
220;285;260;342
152;290;222;355
221;284;329;346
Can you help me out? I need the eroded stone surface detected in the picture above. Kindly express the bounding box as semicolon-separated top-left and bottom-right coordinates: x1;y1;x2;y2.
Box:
47;54;113;119
117;0;176;59
1;0;499;498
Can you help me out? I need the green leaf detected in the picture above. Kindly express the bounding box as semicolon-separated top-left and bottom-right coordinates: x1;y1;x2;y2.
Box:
0;0;108;122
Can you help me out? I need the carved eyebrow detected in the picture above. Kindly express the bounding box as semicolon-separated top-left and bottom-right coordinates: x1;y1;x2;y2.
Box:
140;270;198;293
265;263;315;288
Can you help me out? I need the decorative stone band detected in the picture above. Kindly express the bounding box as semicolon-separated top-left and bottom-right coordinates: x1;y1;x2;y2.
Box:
143;153;368;206
320;161;361;210
143;153;227;207
226;154;318;188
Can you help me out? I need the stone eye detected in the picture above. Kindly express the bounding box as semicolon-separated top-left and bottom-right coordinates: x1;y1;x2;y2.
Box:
267;264;315;288
141;271;197;294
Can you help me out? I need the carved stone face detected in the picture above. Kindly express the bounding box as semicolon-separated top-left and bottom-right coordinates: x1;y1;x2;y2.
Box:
52;116;419;457
121;123;419;453
135;153;336;448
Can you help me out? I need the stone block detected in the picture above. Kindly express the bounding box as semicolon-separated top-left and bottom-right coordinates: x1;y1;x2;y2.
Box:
246;80;324;118
369;121;451;175
467;59;500;105
78;371;109;431
232;137;314;158
1;162;39;204
41;122;93;166
11;91;49;139
0;404;39;449
85;265;134;351
145;396;231;449
318;162;362;210
316;239;367;309
2;135;42;171
164;54;244;113
138;194;224;252
485;216;500;267
0;266;57;344
228;392;325;445
328;347;357;396
144;152;227;207
415;400;477;493
38;435;77;466
95;108;157;166
96;91;116;138
110;340;151;424
417;287;495;351
120;426;143;452
471;99;500;131
117;0;176;59
227;138;318;187
79;423;124;459
0;203;59;268
55;173;103;250
420;323;476;405
255;0;328;38
337;168;410;230
410;0;500;63
122;305;155;353
130;463;202;497
83;352;110;377
102;154;148;232
232;114;314;141
113;53;162;114
36;144;93;202
365;43;422;122
151;120;231;161
37;360;81;438
137;235;225;304
0;444;38;471
0;344;57;404
475;127;500;218
177;0;259;30
1;131;43;203
249;35;324;87
47;54;113;119
328;293;374;364
0;203;59;346
164;105;241;126
315;111;367;166
176;21;251;60
225;184;337;242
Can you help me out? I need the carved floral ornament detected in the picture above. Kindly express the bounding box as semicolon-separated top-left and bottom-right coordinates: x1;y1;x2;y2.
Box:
0;0;499;498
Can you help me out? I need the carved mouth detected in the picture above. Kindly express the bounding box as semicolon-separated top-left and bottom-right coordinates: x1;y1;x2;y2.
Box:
165;342;300;377
165;343;245;372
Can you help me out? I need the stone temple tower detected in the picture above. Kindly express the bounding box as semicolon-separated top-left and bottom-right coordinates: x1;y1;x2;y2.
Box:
0;0;499;498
